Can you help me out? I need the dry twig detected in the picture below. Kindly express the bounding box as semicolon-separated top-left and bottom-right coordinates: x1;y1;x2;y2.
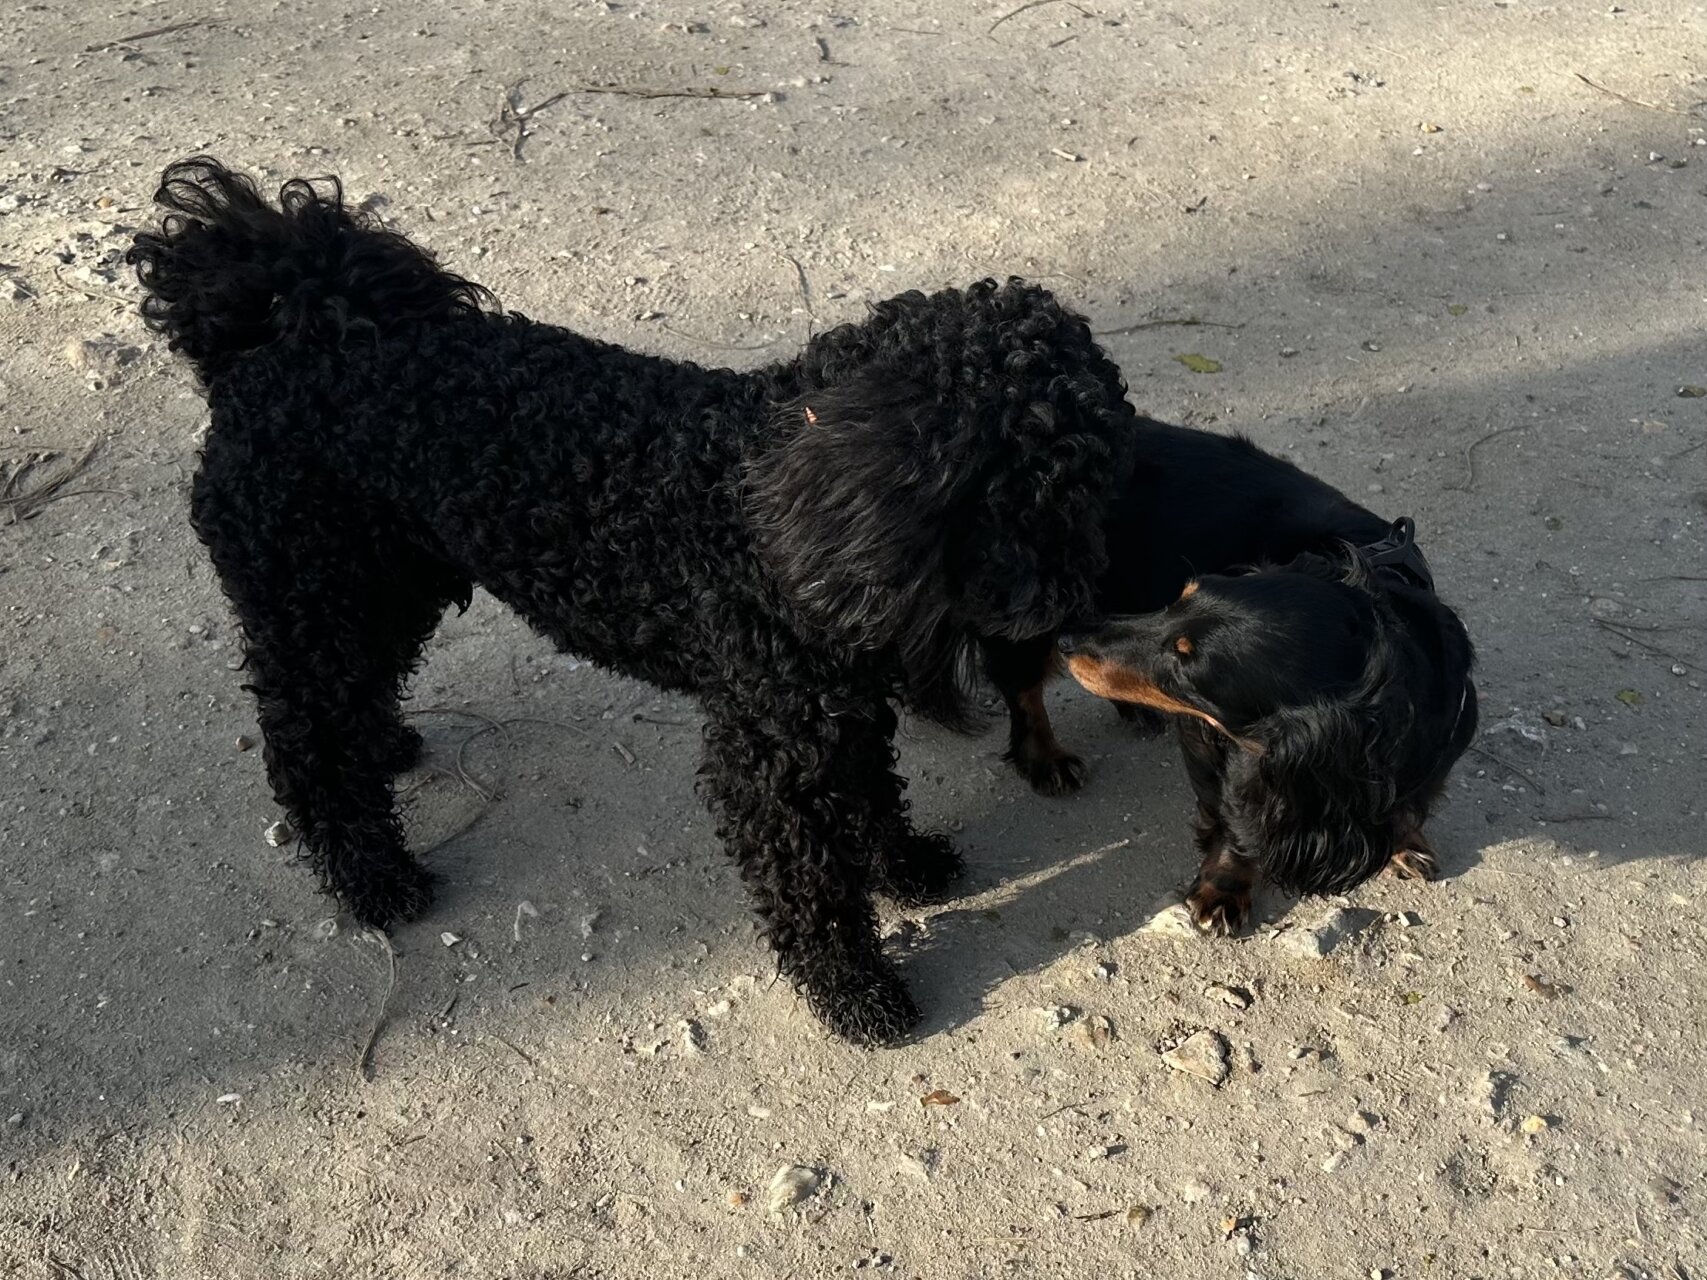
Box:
990;0;1094;34
1468;744;1545;795
1593;617;1700;671
1449;424;1529;492
1572;71;1699;117
782;252;816;335
660;322;779;351
1092;316;1242;337
85;19;213;52
576;83;766;101
52;267;131;306
0;439;103;524
356;929;398;1081
494;85;568;161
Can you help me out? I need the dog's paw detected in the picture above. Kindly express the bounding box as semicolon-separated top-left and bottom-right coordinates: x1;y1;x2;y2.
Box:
378;723;426;775
874;832;965;907
1008;746;1087;796
342;860;437;930
1113;702;1169;737
806;959;920;1048
1185;874;1252;937
1385;845;1440;881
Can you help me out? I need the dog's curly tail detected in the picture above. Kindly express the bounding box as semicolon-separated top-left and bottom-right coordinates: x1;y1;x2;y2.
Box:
127;156;490;381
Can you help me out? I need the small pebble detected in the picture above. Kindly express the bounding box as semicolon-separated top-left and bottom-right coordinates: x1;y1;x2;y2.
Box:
235;735;253;752
897;1151;933;1181
440;932;461;947
1179;1178;1212;1203
1276;907;1363;959
1126;1205;1153;1226
1161;1029;1231;1086
766;1164;821;1214
679;1019;706;1054
1205;982;1252;1010
728;1190;749;1208
263;819;295;847
1478;1070;1517;1121
5;1113;23;1128
1077;1014;1116;1050
1042;1004;1078;1029
1092;962;1115;982
1520;1114;1551;1134
1138;893;1198;938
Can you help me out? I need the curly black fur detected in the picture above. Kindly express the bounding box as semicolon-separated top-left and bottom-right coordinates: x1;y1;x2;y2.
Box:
129;157;1136;1046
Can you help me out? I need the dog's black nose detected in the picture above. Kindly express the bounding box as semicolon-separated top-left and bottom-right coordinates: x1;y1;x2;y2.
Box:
1056;632;1082;656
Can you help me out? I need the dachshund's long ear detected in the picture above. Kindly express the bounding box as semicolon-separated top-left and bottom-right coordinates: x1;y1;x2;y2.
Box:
1229;700;1401;896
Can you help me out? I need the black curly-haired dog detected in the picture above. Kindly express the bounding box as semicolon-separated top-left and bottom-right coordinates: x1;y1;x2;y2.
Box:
128;157;1136;1045
982;421;1477;932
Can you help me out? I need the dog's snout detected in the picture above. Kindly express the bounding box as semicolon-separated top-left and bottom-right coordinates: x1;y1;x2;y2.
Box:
1055;632;1085;657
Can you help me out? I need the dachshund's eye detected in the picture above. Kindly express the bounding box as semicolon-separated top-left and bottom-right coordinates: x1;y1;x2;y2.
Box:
1173;634;1195;657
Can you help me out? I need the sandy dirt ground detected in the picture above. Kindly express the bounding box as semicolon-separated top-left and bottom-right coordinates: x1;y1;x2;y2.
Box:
2;2;1705;1277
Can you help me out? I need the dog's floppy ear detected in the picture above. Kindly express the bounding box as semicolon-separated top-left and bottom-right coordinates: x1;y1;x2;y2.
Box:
953;399;1115;643
1228;699;1401;896
746;372;976;698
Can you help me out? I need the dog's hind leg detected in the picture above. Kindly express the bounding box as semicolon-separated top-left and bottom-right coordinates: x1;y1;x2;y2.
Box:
982;635;1088;796
700;689;926;1046
195;468;463;928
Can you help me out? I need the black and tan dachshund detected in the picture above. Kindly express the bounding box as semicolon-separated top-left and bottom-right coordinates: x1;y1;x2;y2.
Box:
983;421;1477;933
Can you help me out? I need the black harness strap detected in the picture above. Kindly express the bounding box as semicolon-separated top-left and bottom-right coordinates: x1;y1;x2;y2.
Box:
1360;516;1435;593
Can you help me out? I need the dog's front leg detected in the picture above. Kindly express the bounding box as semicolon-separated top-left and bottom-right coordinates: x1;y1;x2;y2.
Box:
699;691;921;1047
981;635;1088;796
1178;722;1256;935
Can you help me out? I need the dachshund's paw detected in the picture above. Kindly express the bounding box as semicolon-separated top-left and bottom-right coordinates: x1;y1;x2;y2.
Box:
340;858;437;930
874;832;965;907
1113;702;1169;737
1185;874;1252;937
806;958;920;1048
1008;744;1088;796
1385;845;1440;881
